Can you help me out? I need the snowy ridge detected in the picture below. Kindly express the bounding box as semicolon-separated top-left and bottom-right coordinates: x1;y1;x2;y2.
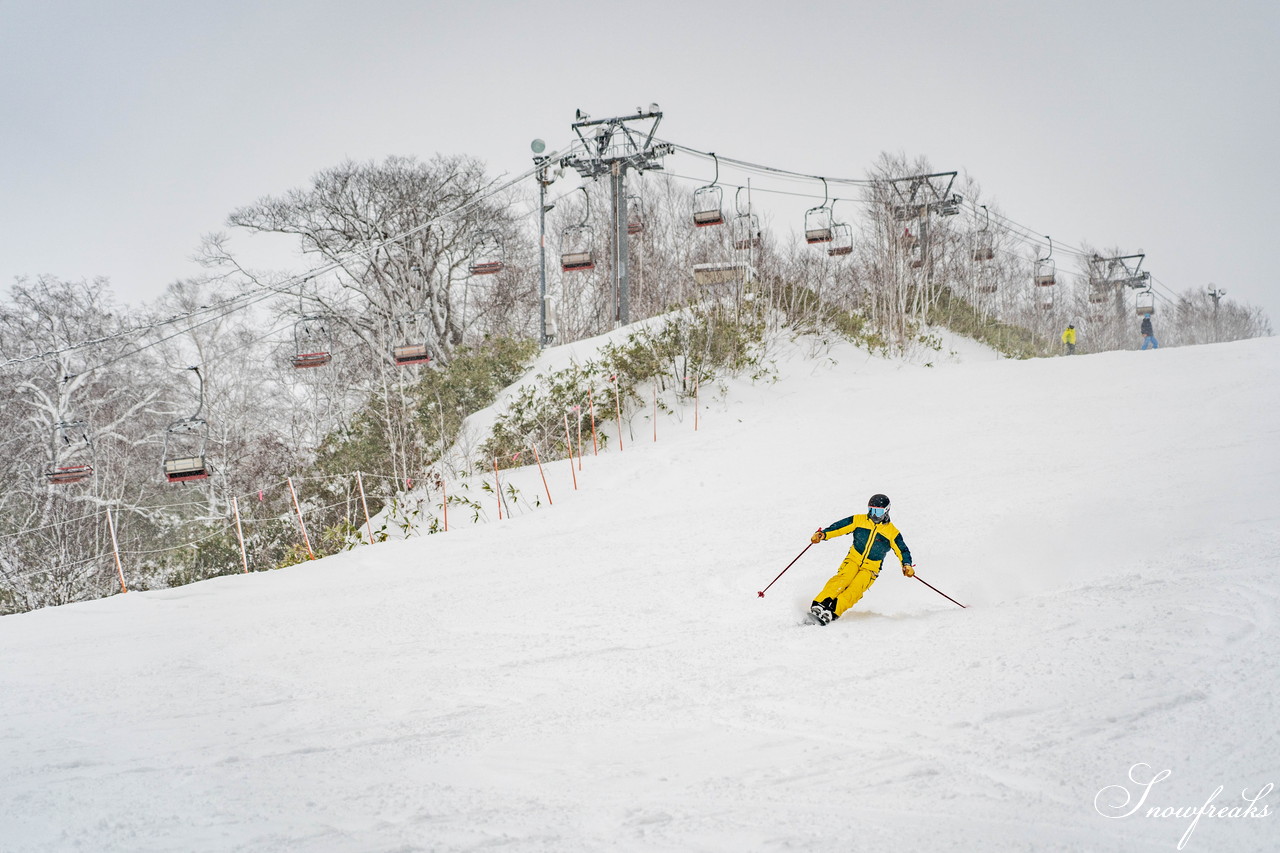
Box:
2;335;1278;852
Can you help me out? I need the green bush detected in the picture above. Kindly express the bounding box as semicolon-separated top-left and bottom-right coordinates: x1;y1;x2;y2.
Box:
481;306;769;467
925;286;1046;359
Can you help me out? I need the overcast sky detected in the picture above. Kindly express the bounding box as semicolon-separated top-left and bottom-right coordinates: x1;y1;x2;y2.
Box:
3;0;1277;324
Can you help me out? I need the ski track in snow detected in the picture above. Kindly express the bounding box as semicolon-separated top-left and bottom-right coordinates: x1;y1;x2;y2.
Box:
2;333;1278;852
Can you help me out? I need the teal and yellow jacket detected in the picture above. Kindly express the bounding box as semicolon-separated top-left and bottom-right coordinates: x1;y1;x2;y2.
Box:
820;514;913;574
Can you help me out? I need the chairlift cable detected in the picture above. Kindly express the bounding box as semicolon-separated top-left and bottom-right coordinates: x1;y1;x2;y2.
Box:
661;140;878;186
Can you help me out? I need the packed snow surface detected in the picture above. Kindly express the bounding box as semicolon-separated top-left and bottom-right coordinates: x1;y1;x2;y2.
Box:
3;333;1278;852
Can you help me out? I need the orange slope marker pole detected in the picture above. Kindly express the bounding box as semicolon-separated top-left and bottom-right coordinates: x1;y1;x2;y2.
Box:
653;386;657;442
694;375;700;431
287;476;316;560
355;471;375;545
105;507;127;593
531;444;552;505
231;496;249;573
441;476;449;531
563;412;578;490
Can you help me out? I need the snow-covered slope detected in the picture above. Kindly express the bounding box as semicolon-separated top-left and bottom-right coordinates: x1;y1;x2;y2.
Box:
3;335;1278;852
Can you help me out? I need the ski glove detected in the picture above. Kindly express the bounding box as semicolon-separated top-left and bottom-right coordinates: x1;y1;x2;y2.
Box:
902;564;915;577
810;529;825;544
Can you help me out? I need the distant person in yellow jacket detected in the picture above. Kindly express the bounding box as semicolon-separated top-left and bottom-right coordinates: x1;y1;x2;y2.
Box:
1061;324;1076;354
808;493;914;625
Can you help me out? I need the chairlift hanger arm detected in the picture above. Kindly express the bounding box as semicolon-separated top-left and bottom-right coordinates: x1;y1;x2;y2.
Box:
1039;236;1054;262
186;366;205;421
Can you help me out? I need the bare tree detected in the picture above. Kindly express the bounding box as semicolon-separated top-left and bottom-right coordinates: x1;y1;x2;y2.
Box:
0;277;159;609
221;154;522;364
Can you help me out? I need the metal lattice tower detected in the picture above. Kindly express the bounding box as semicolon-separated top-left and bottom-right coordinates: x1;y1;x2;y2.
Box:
561;106;672;326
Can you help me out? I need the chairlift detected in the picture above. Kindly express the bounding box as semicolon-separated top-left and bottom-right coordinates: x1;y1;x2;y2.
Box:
391;309;433;366
1135;289;1156;316
1034;260;1057;287
392;344;431;366
1088;285;1110;305
44;420;94;485
973;205;995;261
468;232;505;276
805;179;833;244
162;367;210;483
692;154;725;227
292;316;333;368
828;223;853;257
731;188;761;250
626;195;644;235
561;187;596;272
824;199;852;256
732;213;761;250
805;209;833;244
1034;236;1057;287
392;343;432;366
693;261;754;286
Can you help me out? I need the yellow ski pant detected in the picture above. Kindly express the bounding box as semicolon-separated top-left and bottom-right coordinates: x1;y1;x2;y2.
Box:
813;561;880;618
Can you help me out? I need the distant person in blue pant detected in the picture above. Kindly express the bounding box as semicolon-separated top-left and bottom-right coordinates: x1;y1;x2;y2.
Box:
1140;314;1159;349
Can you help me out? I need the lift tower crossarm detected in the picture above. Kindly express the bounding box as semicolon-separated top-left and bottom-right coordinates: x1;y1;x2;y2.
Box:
1093;252;1148;288
885;171;962;219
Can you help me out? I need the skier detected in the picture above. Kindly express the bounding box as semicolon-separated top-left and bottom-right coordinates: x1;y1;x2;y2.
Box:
1061;324;1077;355
1140;314;1159;350
807;494;914;625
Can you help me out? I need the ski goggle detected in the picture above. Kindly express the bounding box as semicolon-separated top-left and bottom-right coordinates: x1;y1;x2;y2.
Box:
867;506;888;520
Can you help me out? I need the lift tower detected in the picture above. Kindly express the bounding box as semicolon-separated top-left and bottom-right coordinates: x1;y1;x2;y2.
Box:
884;171;962;311
562;106;672;326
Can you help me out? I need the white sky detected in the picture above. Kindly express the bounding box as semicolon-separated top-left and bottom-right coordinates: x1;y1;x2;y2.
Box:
3;0;1278;322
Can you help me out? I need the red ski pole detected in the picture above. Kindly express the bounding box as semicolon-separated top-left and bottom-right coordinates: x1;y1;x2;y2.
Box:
913;574;966;608
757;541;815;598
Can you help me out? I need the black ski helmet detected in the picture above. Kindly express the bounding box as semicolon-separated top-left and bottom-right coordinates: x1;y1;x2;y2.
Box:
868;494;890;509
867;493;891;523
